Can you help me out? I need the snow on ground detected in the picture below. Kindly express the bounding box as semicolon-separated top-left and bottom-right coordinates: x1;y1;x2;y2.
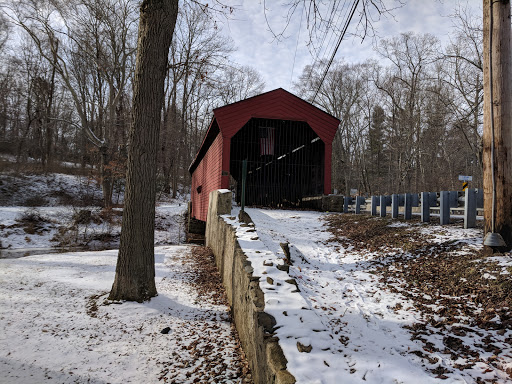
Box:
0;245;250;383
0;172;104;207
2;168;510;383
0;171;251;383
0;170;189;254
0;199;188;255
0;202;186;255
227;207;512;384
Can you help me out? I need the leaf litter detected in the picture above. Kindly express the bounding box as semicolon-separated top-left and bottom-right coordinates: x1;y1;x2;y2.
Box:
326;214;512;383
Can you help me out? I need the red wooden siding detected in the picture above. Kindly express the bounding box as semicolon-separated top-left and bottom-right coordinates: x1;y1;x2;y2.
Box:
214;88;339;143
190;132;223;222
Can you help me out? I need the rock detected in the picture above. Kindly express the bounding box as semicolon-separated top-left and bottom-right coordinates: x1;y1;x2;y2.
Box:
276;370;296;384
160;327;171;334
280;242;291;265
297;341;312;353
267;341;288;372
250;283;265;308
263;260;273;266
267;277;274;285
238;210;253;225
257;312;277;332
277;264;289;273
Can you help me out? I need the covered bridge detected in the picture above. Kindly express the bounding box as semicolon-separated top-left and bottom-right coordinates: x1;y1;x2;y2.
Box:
189;88;340;222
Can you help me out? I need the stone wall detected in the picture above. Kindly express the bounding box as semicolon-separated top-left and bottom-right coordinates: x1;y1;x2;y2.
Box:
301;195;344;212
205;190;295;384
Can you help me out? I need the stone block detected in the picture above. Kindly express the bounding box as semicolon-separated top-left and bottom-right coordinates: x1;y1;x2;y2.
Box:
266;341;288;372
276;370;296;384
257;312;277;333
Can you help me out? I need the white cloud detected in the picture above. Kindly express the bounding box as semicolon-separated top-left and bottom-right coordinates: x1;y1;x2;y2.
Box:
219;0;482;92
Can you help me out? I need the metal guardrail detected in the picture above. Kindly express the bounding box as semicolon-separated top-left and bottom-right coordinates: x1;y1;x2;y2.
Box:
342;189;483;229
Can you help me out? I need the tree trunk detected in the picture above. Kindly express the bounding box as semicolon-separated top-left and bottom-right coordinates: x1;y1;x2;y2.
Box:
482;0;512;251
109;0;179;302
44;39;58;172
100;145;114;208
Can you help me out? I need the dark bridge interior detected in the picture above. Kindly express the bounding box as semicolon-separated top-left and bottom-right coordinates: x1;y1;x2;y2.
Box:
230;118;324;207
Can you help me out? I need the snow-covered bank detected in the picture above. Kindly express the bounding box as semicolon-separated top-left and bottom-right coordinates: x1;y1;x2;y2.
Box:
232;207;512;384
0;245;251;383
0;202;186;254
0;171;189;253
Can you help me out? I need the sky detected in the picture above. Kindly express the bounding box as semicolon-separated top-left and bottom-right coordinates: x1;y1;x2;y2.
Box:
219;0;483;92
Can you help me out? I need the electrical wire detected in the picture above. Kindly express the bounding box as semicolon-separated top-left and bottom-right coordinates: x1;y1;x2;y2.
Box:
318;1;349;62
311;0;360;103
307;1;348;86
290;3;304;87
313;1;344;64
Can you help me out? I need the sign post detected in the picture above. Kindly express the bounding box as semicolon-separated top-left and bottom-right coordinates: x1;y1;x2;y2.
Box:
459;175;472;191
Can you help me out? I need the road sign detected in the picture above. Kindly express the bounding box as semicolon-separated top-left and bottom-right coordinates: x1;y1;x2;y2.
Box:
459;175;473;181
462;181;468;191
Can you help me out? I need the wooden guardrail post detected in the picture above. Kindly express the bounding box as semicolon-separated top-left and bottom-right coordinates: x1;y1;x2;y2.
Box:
391;194;399;219
371;196;378;216
380;195;386;217
355;196;364;214
440;191;450;225
421;192;430;223
404;193;413;220
464;188;477;229
343;196;352;213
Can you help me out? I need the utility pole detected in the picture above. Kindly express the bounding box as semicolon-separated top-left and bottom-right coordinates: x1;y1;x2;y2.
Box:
482;0;512;252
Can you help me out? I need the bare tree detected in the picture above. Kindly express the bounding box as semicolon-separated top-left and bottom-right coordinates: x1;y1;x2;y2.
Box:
295;59;372;195
443;4;484;177
216;65;265;105
159;3;234;198
265;0;402;45
109;0;179;302
375;32;439;192
0;12;9;53
5;0;137;205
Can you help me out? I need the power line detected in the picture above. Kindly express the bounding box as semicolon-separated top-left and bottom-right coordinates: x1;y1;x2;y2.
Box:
311;0;360;103
314;1;342;63
306;1;347;88
315;1;348;67
289;3;304;88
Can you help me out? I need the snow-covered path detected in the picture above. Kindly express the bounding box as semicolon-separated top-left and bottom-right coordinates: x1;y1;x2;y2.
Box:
243;207;509;384
0;246;250;383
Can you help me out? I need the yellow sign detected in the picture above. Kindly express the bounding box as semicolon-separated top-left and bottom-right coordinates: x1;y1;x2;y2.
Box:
462;181;468;191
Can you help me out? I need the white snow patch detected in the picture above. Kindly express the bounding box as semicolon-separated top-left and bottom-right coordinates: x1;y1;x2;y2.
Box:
0;246;246;383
